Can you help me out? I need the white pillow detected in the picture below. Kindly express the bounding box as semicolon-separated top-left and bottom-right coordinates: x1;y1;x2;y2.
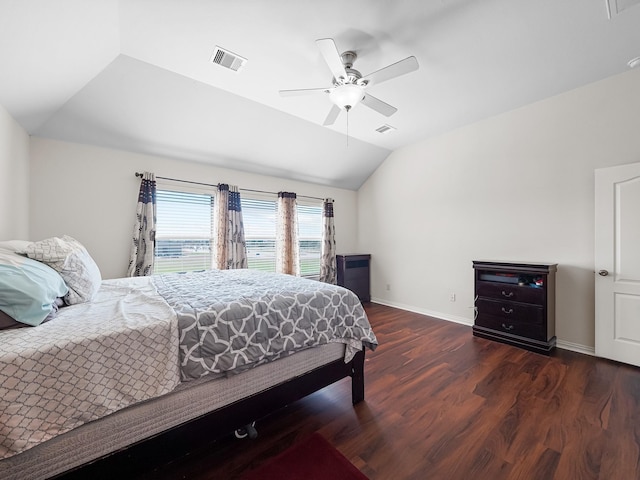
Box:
21;235;102;305
0;240;31;253
0;249;28;267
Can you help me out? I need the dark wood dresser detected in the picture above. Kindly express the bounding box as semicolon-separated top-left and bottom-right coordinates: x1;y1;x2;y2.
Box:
337;254;371;302
472;261;557;354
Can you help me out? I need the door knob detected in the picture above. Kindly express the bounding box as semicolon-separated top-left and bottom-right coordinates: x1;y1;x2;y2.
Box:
598;270;609;276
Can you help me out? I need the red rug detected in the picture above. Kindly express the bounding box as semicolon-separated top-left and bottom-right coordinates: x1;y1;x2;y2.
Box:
241;433;369;480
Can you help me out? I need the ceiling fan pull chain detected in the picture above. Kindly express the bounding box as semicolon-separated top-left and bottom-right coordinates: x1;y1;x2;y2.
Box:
346;109;349;147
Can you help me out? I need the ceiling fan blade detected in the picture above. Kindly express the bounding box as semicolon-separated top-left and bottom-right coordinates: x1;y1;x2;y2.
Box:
323;104;342;126
279;87;329;97
363;56;419;86
316;38;347;81
361;94;397;117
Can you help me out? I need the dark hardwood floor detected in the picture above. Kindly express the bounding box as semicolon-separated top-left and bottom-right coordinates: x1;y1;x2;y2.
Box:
136;303;640;480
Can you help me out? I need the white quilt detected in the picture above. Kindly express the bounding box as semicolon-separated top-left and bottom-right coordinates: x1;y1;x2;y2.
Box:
0;277;180;460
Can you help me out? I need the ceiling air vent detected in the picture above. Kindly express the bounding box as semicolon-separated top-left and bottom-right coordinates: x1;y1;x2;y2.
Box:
375;124;396;134
210;46;247;73
605;0;640;18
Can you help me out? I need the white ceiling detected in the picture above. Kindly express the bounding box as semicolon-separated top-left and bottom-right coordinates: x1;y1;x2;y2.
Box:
1;0;640;189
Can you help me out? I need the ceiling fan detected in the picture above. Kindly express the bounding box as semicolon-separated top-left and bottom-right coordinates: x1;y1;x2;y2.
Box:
279;38;419;126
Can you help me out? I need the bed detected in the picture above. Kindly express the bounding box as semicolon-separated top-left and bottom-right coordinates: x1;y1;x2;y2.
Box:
0;237;377;480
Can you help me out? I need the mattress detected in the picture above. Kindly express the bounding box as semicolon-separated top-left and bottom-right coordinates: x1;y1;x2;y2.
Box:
0;277;181;460
0;342;345;480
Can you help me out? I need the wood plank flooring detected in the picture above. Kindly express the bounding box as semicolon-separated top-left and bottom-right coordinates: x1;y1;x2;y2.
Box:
136;303;640;480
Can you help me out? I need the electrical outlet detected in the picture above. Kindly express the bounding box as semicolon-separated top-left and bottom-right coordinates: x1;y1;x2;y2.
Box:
449;293;456;302
386;284;391;291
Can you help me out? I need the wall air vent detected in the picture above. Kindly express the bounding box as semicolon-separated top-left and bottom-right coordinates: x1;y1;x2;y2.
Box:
375;124;396;134
210;46;247;73
605;0;640;18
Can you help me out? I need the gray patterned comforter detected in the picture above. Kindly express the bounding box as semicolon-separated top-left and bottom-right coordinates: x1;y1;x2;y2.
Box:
153;269;378;381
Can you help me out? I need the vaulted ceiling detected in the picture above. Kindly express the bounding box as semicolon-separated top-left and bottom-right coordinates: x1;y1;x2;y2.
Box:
1;0;639;189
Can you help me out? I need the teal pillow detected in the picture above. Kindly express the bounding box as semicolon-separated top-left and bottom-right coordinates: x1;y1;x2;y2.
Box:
0;253;68;326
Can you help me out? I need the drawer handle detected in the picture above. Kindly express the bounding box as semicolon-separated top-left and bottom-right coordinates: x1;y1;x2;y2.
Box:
501;291;514;298
501;307;514;314
501;323;514;331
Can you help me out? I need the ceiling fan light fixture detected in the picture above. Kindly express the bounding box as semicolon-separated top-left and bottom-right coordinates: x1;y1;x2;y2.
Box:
329;84;365;110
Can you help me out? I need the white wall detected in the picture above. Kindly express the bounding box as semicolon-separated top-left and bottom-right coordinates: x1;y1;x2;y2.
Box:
0;103;29;240
357;69;640;352
29;138;359;280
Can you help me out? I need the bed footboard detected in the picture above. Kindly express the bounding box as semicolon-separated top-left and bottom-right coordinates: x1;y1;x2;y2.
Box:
57;349;367;479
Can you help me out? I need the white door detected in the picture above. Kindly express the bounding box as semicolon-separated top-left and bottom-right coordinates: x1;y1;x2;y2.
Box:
595;162;640;366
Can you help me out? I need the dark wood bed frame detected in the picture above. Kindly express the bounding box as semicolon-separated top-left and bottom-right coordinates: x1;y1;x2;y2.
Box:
55;349;366;479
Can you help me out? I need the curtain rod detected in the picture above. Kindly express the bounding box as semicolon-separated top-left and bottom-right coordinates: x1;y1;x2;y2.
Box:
135;172;324;201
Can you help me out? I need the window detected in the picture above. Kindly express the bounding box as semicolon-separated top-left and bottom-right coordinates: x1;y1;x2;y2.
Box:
242;196;277;272
297;202;323;277
154;183;323;278
154;188;214;274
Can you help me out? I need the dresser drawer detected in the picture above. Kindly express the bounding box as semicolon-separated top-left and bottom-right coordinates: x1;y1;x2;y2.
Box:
475;312;547;341
476;281;544;305
476;298;544;325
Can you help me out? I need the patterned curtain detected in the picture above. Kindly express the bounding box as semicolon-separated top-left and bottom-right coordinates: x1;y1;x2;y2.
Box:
276;192;299;276
127;172;156;277
319;198;336;284
213;184;248;269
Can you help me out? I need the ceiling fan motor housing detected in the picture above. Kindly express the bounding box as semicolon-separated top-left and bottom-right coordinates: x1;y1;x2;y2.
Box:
340;51;357;68
334;68;365;86
335;51;368;87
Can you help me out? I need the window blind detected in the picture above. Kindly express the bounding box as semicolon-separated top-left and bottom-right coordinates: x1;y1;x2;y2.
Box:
297;203;323;278
242;197;277;272
154;189;214;274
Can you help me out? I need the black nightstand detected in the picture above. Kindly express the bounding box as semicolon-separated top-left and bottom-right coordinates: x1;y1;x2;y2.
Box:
336;254;371;303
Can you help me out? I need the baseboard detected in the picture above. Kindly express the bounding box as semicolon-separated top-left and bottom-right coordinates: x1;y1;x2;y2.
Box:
555;340;595;356
370;297;595;357
370;297;473;326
